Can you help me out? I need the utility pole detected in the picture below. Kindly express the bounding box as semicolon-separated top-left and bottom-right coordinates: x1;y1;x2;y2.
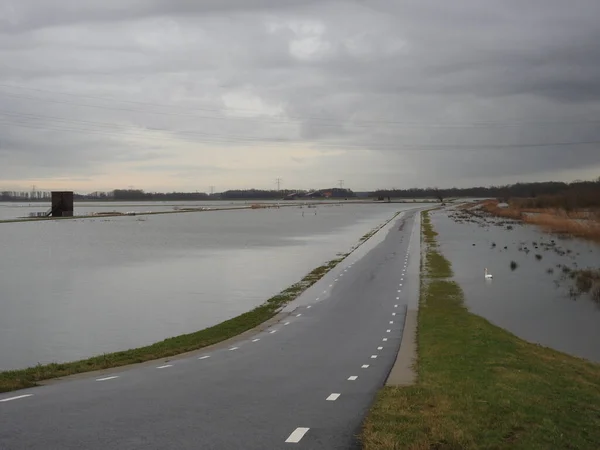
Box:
276;178;282;191
209;186;215;195
338;180;344;189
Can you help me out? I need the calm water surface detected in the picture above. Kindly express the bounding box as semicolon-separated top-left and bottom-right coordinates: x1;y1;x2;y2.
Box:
431;208;600;362
0;203;419;370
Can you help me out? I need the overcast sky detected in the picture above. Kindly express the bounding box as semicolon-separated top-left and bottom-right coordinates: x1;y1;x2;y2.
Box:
1;0;600;193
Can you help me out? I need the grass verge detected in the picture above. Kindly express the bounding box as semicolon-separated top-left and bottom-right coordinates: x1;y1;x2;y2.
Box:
361;210;600;449
0;211;402;393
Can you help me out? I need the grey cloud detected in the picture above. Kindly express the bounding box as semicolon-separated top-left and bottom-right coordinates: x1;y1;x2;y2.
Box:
1;0;600;190
0;0;323;33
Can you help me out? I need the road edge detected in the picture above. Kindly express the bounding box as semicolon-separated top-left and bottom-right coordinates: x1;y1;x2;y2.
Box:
385;209;422;386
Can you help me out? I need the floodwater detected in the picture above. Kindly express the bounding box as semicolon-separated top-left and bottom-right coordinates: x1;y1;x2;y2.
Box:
431;207;600;362
0;200;266;220
0;199;432;221
0;203;420;371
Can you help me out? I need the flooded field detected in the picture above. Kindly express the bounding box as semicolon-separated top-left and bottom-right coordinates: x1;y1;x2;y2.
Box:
0;203;418;371
0;200;271;220
431;207;600;362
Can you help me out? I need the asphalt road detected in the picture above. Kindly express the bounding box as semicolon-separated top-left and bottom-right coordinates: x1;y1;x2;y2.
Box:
0;208;421;450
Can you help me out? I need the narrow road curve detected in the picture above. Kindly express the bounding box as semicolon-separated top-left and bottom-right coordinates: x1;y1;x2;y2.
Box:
0;208;421;450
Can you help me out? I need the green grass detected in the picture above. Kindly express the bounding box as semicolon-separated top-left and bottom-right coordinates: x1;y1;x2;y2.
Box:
0;211;401;393
361;210;600;449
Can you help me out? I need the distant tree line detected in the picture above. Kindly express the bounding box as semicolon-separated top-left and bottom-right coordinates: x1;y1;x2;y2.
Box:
373;178;600;204
220;188;357;200
1;179;598;203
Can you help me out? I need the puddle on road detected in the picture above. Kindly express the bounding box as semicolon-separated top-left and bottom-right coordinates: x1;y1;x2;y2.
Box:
431;207;600;363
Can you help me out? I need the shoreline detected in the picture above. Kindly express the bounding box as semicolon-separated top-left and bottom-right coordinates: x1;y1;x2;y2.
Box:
361;209;600;449
0;210;402;393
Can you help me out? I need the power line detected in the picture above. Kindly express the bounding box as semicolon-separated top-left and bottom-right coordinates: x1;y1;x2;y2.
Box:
1;85;600;128
276;178;282;190
1;115;599;151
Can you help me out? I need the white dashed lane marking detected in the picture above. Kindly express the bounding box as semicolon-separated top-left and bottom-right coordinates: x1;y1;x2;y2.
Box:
252;338;260;342
378;347;383;350
286;427;310;443
382;338;388;342
0;394;33;403
371;355;378;359
96;376;119;382
348;376;358;381
284;322;290;326
362;365;370;368
229;347;239;351
199;355;210;360
326;393;341;401
270;330;277;334
156;364;173;369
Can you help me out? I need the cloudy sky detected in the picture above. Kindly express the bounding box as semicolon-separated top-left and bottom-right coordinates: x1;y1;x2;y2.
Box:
1;0;600;193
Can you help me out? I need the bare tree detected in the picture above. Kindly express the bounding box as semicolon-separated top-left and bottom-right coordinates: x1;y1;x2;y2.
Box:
432;187;445;203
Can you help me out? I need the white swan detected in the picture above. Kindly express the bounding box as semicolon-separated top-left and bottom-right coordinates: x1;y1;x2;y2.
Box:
484;268;493;279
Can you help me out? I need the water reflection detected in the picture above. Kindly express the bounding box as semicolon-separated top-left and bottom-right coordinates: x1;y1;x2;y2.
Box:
432;208;600;362
0;204;418;370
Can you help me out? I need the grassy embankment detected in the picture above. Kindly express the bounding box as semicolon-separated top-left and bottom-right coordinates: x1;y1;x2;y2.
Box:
361;210;600;449
0;211;400;393
480;197;600;242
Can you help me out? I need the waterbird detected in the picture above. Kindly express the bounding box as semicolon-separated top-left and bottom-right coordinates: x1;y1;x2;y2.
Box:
484;268;493;279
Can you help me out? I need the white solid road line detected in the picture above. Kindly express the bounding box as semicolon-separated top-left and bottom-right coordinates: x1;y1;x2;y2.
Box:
96;376;119;382
199;355;210;360
252;338;260;342
286;427;310;443
0;394;33;403
156;364;173;369
362;365;370;368
326;393;341;401
348;376;358;381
